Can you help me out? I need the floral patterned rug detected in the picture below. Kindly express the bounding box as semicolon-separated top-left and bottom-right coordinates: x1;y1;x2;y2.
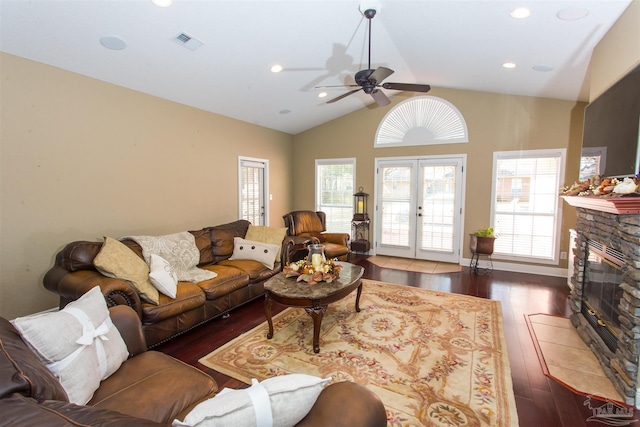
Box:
199;280;518;426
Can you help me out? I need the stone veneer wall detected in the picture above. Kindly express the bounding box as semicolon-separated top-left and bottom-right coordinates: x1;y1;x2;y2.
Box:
569;207;640;406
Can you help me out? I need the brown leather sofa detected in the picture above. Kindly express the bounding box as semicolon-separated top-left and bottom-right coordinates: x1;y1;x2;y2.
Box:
43;220;288;348
0;305;387;426
282;211;350;262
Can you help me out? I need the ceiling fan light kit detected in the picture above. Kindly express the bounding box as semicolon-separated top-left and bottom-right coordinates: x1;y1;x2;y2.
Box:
325;8;431;106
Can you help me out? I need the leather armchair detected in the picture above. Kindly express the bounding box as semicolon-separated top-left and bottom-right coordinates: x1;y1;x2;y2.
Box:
282;211;350;263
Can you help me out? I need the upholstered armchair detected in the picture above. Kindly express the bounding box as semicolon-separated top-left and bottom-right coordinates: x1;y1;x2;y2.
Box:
282;211;350;264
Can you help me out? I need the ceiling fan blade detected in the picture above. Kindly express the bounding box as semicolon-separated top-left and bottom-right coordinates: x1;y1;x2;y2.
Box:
326;88;362;104
368;67;394;84
370;89;391;106
315;84;360;89
382;82;431;93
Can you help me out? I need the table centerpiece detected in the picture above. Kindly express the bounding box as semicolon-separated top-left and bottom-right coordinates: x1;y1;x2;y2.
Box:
283;257;342;285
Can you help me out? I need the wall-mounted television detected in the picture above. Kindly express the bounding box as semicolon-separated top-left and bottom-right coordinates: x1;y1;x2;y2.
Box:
581;65;640;178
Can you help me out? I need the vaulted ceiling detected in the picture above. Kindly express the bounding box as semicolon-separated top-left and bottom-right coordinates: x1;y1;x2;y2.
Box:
0;0;632;134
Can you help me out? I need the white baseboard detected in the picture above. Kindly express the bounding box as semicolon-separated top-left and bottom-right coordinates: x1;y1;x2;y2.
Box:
461;257;568;278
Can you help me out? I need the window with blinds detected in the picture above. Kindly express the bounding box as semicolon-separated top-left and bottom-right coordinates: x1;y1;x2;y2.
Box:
491;149;565;263
315;159;355;234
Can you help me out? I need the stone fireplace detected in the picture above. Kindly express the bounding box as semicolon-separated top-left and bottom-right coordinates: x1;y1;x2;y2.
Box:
567;198;640;407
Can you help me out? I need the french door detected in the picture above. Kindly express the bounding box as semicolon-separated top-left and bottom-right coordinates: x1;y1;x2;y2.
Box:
374;156;464;263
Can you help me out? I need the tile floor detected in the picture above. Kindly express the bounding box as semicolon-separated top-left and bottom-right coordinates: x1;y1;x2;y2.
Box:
528;313;624;403
367;255;462;274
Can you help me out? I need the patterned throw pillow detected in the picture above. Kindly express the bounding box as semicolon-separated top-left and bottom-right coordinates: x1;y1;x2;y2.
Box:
228;237;280;270
11;286;129;405
173;374;330;427
93;236;159;305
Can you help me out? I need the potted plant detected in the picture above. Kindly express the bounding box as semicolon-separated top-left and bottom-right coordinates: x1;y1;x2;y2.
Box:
470;227;497;255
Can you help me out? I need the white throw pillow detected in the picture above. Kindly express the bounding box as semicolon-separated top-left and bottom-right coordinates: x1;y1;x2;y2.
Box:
149;253;178;298
173;374;330;427
229;237;280;270
245;225;287;259
11;286;129;405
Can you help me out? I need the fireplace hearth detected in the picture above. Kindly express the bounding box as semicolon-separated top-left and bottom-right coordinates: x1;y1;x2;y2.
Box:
569;206;640;407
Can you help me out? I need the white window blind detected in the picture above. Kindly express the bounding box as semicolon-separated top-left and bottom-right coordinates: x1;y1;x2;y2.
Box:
491;149;565;263
316;159;355;234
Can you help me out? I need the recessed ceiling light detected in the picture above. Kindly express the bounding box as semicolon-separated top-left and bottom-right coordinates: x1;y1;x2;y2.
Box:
270;65;283;73
279;109;291;115
510;8;531;19
502;62;517;69
151;0;173;7
557;8;589;21
533;65;554;72
318;92;328;98
99;35;127;50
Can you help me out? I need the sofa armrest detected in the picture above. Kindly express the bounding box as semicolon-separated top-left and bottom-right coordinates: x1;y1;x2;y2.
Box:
0;394;164;427
295;382;386;427
322;232;350;247
109;305;148;357
43;266;143;317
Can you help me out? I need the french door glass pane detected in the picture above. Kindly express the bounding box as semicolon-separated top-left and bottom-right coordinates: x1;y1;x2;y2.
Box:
420;164;456;252
380;166;411;247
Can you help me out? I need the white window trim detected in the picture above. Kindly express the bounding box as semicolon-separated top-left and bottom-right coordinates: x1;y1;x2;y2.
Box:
489;148;566;265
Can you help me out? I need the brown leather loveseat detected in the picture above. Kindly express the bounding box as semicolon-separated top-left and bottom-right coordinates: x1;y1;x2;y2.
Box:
0;305;387;426
43;220;288;347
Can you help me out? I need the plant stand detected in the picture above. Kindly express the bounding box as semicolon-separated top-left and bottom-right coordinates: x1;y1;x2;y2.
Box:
469;234;496;274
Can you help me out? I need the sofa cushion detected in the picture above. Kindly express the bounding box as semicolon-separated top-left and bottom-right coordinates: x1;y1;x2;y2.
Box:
217;259;275;281
190;228;215;266
229;237;280;270
149;254;178;298
174;374;330;427
245;225;287;258
1;393;164;427
0;318;68;402
141;282;206;324
210;220;251;263
196;265;250;300
94;237;160;305
89;351;217;424
11;287;129;405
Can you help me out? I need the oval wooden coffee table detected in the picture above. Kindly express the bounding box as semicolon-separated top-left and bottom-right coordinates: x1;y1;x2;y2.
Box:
264;261;364;353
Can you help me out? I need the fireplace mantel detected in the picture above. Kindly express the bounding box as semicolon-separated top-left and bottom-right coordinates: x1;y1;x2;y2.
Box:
562;195;640;214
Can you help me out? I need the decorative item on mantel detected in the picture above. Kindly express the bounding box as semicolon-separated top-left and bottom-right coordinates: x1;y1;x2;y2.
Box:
283;244;342;284
351;187;371;253
559;174;640;214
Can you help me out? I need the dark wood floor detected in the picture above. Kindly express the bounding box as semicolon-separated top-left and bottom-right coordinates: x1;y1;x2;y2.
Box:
157;255;640;427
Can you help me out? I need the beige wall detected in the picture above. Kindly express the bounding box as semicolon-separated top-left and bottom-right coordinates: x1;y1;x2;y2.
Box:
0;53;294;319
292;89;585;267
588;0;640;101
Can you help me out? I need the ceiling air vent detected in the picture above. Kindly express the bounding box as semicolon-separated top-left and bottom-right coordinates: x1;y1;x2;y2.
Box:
174;32;203;51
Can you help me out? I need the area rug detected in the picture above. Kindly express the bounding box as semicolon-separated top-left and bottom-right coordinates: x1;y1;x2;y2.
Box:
368;255;462;274
526;313;624;403
199;280;518;426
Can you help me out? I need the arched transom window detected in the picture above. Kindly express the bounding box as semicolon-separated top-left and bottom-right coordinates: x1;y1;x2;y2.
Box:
375;96;468;147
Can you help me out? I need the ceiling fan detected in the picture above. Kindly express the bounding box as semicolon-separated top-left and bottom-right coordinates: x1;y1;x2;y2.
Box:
323;8;431;106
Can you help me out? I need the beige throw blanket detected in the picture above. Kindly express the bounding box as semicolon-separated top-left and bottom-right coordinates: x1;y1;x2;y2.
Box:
126;232;217;284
